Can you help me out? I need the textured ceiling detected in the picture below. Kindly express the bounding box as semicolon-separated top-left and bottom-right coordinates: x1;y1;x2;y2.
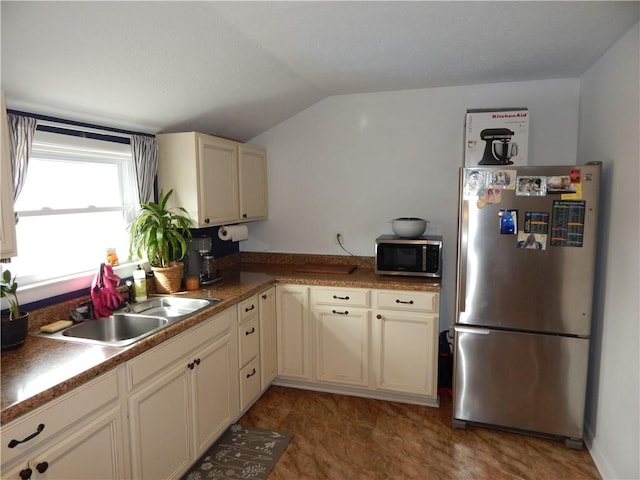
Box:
2;1;638;141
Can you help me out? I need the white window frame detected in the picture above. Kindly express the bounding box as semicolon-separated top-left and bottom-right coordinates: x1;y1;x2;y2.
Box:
4;124;143;308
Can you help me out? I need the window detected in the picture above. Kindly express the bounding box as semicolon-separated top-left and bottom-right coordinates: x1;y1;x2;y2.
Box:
11;126;139;286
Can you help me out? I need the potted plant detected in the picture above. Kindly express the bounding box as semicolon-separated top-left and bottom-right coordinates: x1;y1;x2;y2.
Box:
1;268;29;350
129;189;193;293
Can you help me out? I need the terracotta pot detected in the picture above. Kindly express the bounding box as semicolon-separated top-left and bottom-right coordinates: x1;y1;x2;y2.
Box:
152;262;184;294
1;312;29;350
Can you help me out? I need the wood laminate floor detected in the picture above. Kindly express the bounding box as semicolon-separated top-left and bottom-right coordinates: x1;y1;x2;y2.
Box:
239;386;601;480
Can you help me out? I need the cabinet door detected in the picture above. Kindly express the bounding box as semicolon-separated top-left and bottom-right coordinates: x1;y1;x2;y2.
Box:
1;91;17;259
5;407;126;480
259;287;277;390
313;306;370;387
276;285;311;380
191;332;236;459
128;364;191;480
238;144;267;221
198;135;239;226
373;310;438;397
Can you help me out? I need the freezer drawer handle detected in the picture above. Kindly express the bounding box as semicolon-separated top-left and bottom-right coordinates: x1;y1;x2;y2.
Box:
333;295;350;300
332;310;349;315
396;299;414;305
455;326;490;335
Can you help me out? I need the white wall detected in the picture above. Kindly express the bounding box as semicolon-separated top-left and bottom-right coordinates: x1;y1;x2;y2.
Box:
579;23;640;480
246;78;580;329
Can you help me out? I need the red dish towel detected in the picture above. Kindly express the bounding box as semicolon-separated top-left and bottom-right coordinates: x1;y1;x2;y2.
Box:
91;263;124;318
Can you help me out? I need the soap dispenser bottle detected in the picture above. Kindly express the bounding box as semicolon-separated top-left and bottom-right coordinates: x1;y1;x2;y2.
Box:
133;266;147;302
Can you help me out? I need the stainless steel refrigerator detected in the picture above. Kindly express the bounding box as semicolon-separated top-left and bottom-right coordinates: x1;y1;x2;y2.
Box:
452;163;601;448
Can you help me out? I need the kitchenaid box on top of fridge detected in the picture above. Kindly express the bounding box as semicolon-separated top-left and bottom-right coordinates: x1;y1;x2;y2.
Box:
464;108;529;167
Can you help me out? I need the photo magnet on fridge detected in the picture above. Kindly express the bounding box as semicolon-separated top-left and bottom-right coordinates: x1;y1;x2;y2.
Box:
464;108;529;167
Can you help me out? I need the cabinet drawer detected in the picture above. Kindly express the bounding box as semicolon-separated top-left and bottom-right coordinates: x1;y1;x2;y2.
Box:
313;288;370;307
239;316;260;368
127;309;233;389
239;358;261;410
238;295;259;323
1;369;119;466
375;290;439;313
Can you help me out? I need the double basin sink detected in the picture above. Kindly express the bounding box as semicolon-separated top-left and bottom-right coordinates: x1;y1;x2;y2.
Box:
36;296;221;348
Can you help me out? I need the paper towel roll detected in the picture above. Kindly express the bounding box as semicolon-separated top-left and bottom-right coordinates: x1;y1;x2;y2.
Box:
218;224;249;242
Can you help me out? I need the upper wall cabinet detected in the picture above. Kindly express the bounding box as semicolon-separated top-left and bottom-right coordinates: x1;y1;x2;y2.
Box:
1;91;17;259
157;132;268;228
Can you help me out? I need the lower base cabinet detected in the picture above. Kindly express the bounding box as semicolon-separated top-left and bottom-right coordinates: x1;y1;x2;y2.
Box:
1;370;126;480
127;308;239;480
3;407;125;480
276;286;440;404
276;285;311;381
372;290;439;398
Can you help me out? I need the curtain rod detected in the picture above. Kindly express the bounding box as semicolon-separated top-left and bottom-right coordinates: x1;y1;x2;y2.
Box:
7;109;155;138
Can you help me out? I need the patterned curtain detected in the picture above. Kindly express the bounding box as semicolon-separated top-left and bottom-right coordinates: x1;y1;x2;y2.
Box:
7;113;37;203
131;135;158;204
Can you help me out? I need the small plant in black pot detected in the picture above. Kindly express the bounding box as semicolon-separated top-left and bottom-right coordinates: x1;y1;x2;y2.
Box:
1;268;29;350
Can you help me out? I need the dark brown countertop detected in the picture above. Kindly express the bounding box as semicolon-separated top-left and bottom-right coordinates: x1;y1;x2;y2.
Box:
1;257;440;425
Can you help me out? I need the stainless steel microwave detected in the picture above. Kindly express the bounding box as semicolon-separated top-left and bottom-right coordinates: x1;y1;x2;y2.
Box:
375;234;442;278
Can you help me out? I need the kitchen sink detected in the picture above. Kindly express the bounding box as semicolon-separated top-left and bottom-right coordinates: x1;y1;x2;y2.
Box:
60;314;169;347
34;296;221;347
118;296;213;318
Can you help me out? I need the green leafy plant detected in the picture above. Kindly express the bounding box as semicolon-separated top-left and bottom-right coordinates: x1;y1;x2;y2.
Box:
1;269;21;320
129;189;193;268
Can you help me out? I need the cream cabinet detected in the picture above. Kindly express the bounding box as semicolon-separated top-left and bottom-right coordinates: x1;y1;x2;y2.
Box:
126;308;239;480
157;132;267;228
372;290;439;399
237;295;261;412
259;287;277;390
0;370;127;479
311;287;371;388
238;144;268;221
276;285;311;381
1;90;17;259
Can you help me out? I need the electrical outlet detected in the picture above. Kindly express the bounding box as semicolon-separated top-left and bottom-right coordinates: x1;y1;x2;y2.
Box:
334;232;344;245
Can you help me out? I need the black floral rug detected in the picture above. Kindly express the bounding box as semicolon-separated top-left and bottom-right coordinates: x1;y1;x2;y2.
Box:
182;424;292;480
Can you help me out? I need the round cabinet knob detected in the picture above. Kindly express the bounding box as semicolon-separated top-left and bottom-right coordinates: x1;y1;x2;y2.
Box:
376;314;382;319
19;468;32;479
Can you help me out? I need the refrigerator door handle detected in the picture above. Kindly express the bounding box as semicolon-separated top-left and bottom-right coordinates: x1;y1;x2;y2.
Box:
454;326;490;335
457;198;469;314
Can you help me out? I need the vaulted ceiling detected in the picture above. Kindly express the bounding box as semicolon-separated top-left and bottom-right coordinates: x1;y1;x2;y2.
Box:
2;1;638;141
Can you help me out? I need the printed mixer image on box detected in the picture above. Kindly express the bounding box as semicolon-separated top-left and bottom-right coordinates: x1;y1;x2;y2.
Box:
464;108;529;167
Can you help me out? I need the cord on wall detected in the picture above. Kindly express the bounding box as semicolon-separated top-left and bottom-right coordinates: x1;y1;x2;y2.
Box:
336;233;355;256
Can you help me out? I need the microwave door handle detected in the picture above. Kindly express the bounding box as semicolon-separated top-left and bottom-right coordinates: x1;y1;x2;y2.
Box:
422;245;427;272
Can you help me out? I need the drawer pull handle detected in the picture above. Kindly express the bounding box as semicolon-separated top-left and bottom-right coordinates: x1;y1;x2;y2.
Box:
246;368;256;378
19;467;32;479
396;299;414;305
332;310;349;315
245;304;255;312
333;295;350;300
8;424;45;448
36;462;49;474
188;362;195;370
194;358;201;365
245;327;256;336
261;294;267;299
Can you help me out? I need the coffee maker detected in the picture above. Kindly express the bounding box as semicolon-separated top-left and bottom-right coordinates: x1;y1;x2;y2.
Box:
478;128;518;165
186;236;222;285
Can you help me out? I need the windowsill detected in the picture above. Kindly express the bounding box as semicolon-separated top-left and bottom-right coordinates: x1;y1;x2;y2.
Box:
2;263;139;310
